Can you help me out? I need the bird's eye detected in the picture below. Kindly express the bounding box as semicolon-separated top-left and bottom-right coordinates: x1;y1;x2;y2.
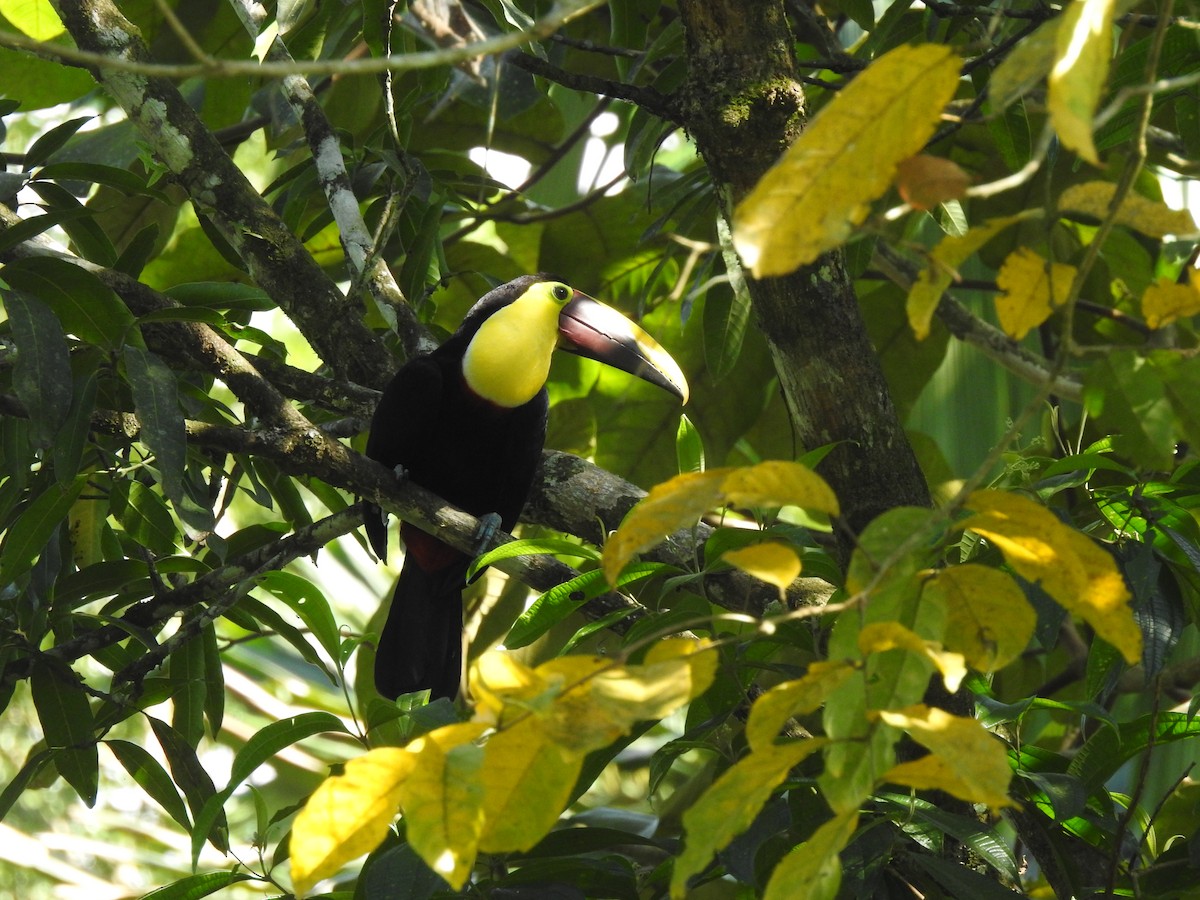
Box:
552;284;570;302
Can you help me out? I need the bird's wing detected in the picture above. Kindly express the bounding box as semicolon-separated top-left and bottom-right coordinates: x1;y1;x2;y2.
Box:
364;356;446;560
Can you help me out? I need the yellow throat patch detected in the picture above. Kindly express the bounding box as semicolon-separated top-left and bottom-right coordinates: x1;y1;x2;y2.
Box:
461;281;571;407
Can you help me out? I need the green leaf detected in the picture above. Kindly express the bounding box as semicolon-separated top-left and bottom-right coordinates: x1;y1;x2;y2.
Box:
36;161;167;199
52;357;100;485
675;413;705;475
168;616;208;747
107;739;192;831
0;474;87;586
148;717;227;852
28;180;118;266
138;872;255;900
505;563;659;650
1068;711;1200;793
2;256;135;349
6;291;72;448
123;345;187;510
30;659;98;806
255;570;343;662
468;537;600;582
24;115;92;167
0;748;55;822
191;711;351;867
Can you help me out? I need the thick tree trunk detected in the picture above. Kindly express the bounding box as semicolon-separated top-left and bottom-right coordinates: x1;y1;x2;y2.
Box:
676;0;932;561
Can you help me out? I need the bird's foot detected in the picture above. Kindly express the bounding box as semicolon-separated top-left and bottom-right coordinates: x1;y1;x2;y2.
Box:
392;464;409;482
473;512;502;556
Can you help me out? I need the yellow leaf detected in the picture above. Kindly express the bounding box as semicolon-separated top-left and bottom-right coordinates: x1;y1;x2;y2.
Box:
857;622;966;693
1061;182;1198;239
745;661;857;752
962;490;1140;664
603;461;837;585
906;215;1026;339
732;44;962;277
68;496;107;569
1048;0;1116;165
601;468;728;585
928;564;1035;671
289;748;415;898
477;722;583;853
723;541;802;593
671;741;828;899
895;155;971;211
877;704;1015;809
1142;274;1200;329
469;650;548;727
994;247;1077;340
762;811;860;900
989;17;1060;111
398;723;489;890
542;645;718;754
721;460;840;513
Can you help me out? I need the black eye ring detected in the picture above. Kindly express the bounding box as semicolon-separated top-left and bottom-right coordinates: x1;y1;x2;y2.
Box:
553;284;570;301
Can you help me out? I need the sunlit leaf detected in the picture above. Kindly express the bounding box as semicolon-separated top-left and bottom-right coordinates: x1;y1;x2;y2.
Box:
878;705;1015;809
722;541;801;592
603;461;837;585
927;564;1035;671
670;740;827;898
745;661;857;752
1048;0;1116;164
1060;182;1197;238
858;622;967;693
0;0;64;40
1142;274;1200;329
962;490;1141;664
762;810;859;900
290;747;416;897
994;247;1077;340
398;723;489;890
733;44;962;276
477;723;583;853
906;215;1026;339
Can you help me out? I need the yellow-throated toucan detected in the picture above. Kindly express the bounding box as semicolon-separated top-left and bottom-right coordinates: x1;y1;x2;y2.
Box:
365;274;688;701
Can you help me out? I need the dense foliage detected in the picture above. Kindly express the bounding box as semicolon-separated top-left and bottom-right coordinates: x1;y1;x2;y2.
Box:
2;0;1200;898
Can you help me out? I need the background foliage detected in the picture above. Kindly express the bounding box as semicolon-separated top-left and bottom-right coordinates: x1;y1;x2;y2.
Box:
2;0;1200;898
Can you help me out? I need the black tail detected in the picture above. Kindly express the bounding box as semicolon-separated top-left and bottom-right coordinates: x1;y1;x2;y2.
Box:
374;557;467;701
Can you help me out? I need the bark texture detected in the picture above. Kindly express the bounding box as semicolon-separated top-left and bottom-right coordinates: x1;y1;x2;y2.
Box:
676;0;932;560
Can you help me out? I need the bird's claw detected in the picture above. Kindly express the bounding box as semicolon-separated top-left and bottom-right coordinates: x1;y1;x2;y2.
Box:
473;512;502;556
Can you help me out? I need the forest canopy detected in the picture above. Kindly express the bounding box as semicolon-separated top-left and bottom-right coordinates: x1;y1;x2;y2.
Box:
2;0;1200;898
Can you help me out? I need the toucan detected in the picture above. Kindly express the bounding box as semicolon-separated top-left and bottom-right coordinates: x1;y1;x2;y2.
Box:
365;274;689;701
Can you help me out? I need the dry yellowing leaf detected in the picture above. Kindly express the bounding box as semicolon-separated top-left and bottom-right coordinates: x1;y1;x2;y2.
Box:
878;704;1014;809
671;740;828;899
603;461;837;585
289;747;415;897
929;564;1035;671
1048;0;1116;165
895;155;971;210
733;44;961;277
962;490;1140;664
907;215;1026;339
745;660;857;752
477;723;582;853
994;247;1077;340
398;723;489;890
1142;274;1200;329
858;622;967;693
723;541;802;593
1060;182;1198;238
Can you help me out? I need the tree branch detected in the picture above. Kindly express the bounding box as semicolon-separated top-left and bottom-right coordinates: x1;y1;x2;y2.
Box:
48;0;395;389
